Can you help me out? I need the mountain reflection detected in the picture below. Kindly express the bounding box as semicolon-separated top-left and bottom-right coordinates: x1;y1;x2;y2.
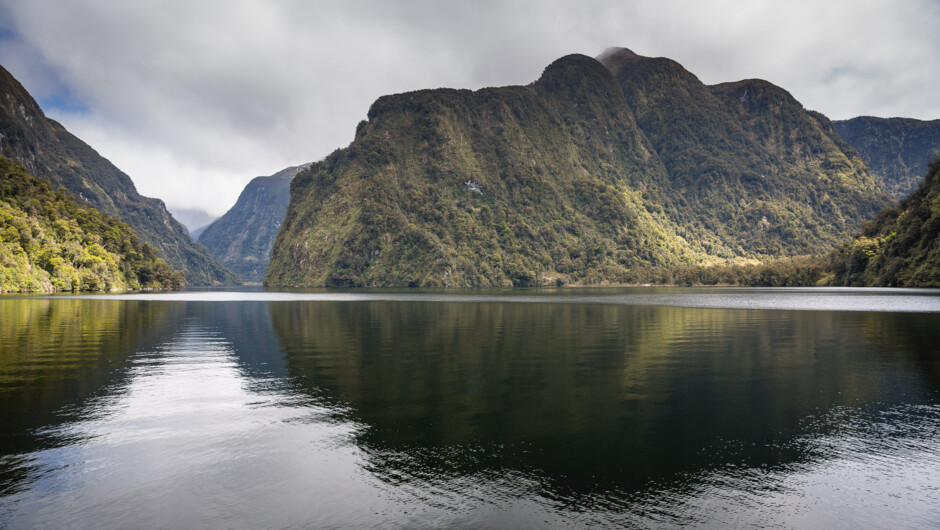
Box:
1;295;938;527
0;300;182;448
0;299;183;496
269;300;940;499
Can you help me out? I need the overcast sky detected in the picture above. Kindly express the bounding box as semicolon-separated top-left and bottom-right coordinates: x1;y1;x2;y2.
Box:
1;0;939;216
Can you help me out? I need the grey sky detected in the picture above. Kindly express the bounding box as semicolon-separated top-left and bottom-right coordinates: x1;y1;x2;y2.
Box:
1;0;938;215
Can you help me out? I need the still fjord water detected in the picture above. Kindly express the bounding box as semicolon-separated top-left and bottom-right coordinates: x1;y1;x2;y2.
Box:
1;288;939;528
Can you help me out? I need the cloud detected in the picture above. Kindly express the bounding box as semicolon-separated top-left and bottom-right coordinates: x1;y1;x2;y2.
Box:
1;0;939;214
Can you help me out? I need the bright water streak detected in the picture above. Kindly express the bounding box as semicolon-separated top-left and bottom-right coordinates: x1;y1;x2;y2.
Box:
58;286;940;313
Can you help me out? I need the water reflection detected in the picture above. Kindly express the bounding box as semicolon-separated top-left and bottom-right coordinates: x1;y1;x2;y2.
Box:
0;293;938;528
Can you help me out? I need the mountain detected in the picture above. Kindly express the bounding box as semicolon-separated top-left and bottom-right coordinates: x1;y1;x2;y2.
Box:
1;156;183;292
0;64;237;285
189;223;211;241
168;207;217;237
599;47;889;257
833;116;940;198
826;158;940;287
198;163;310;283
266;50;890;287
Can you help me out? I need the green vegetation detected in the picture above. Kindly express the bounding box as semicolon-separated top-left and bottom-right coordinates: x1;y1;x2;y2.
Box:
834;117;940;198
605;49;889;257
267;51;890;287
0;157;183;292
0;64;237;285
655;256;827;287
199;164;308;283
269;55;704;287
825;158;940;287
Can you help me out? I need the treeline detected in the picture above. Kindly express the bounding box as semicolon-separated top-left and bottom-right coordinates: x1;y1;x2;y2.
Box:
0;157;184;292
651;256;827;287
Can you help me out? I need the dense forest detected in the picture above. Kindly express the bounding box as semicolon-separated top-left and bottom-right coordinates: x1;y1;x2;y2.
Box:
825;158;940;287
266;51;889;287
0;157;184;292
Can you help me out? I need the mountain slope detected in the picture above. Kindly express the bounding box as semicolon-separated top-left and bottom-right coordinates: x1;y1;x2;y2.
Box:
827;158;940;287
267;51;890;287
833;116;940;198
0;64;237;285
198;163;309;282
268;55;706;287
599;47;890;257
1;156;183;292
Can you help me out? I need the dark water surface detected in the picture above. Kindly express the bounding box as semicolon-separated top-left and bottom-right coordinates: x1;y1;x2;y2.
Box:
1;288;939;528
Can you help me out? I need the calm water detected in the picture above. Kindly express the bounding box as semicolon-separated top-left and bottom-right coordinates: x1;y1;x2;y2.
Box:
1;287;939;528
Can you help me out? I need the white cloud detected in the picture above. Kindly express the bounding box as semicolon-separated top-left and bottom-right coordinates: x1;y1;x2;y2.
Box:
2;0;939;214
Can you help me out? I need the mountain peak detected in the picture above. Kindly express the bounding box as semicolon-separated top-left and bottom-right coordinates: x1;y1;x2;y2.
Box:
596;47;643;70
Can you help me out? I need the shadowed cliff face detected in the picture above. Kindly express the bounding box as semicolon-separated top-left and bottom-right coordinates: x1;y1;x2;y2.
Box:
266;50;890;287
0;65;237;286
198;163;310;283
834;116;940;198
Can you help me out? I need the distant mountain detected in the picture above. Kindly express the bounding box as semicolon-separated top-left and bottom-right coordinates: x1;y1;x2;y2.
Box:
190;223;211;241
833;116;940;198
1;156;183;292
199;164;310;283
266;50;889;287
0;64;237;285
827;158;940;287
168;207;217;237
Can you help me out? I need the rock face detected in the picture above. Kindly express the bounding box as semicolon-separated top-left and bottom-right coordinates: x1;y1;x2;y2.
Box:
0;64;237;285
266;50;889;287
827;158;940;287
198;164;310;283
833;116;940;198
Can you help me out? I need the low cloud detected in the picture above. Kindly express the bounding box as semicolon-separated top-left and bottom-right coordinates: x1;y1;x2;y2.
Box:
1;0;938;214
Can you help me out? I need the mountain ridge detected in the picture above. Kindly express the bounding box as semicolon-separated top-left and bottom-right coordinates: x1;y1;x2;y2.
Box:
0;64;238;285
198;163;311;282
266;51;890;287
1;156;184;292
833;116;940;198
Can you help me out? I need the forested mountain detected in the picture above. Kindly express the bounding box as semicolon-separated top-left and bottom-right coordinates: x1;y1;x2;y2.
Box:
833;116;940;198
199;163;309;282
827;158;940;287
600;47;888;256
0;64;237;285
266;50;890;287
1;156;183;292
